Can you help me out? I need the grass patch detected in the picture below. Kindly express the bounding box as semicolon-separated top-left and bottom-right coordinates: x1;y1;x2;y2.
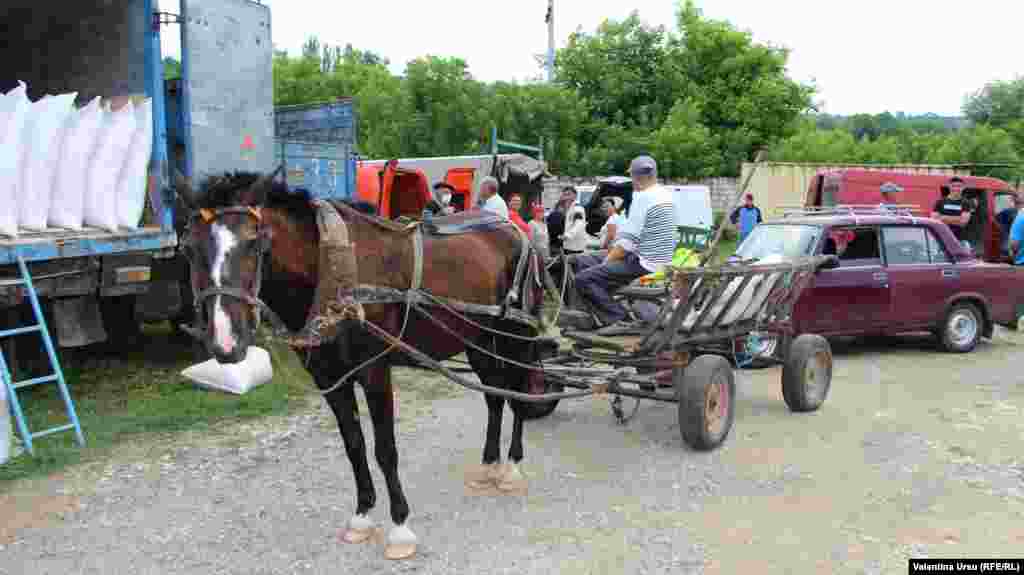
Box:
710;237;738;265
0;323;314;484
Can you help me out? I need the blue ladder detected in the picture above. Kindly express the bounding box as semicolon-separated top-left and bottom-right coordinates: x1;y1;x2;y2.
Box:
0;255;85;456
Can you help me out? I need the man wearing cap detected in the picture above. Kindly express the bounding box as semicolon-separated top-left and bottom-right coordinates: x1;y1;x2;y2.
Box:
878;181;902;212
729;193;762;244
931;176;973;246
565;155;678;332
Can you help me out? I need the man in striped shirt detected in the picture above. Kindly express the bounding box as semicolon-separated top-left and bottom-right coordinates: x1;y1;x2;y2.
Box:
566;155;678;332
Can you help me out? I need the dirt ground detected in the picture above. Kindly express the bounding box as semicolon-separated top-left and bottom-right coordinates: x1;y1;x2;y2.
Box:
2;327;1024;574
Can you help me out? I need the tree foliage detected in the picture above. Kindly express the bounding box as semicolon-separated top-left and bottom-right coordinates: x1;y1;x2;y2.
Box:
242;2;1024;184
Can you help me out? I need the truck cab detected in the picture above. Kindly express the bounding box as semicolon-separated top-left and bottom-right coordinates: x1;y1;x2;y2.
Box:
804;169;1019;264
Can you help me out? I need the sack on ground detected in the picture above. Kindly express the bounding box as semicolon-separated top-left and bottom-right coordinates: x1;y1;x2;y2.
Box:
180;346;274;395
0;81;30;238
0;377;11;465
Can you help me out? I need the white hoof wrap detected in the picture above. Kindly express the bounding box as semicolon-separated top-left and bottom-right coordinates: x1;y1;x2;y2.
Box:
388;524;418;546
348;514;375;531
384;524;418;560
342;514;376;544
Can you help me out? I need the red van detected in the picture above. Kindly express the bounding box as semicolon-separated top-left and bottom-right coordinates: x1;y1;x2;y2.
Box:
804;169;1019;263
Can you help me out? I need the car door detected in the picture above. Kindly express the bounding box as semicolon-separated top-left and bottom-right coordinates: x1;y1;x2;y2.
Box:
881;225;956;330
793;225;891;335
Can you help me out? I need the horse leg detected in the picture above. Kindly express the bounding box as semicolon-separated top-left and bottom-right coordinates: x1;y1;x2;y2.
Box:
322;379;378;544
498;395;529;494
363;364;417;560
465;346;507;491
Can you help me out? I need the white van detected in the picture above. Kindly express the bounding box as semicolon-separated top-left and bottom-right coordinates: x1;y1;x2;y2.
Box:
665;185;713;230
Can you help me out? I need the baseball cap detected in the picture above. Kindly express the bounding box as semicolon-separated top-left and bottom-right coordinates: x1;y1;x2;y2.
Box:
628;155;657;177
433;182;456;192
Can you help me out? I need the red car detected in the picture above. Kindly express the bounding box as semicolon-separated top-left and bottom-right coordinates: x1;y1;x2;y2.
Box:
730;207;1023;359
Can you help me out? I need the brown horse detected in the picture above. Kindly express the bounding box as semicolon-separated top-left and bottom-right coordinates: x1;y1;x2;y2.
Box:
176;169;553;560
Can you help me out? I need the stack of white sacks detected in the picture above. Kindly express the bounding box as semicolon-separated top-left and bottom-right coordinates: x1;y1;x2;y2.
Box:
0;80;153;238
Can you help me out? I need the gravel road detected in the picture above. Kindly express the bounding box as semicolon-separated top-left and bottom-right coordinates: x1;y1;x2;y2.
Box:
3;328;1024;574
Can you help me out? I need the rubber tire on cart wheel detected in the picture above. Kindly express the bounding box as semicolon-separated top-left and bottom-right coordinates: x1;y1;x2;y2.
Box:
781;334;832;412
939;301;982;353
676;354;736;451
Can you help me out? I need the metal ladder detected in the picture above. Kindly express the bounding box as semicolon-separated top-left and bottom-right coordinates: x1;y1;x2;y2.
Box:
1;255;85;456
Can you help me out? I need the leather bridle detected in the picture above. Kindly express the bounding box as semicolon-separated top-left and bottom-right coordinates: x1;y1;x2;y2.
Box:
180;203;288;342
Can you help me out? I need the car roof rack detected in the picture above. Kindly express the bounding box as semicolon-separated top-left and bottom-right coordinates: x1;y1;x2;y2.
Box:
777;204;924;218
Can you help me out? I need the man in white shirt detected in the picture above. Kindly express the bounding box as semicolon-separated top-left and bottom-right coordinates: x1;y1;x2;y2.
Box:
562;155;677;332
477;176;508;219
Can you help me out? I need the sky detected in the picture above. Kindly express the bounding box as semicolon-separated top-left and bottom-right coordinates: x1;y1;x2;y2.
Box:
160;0;1022;117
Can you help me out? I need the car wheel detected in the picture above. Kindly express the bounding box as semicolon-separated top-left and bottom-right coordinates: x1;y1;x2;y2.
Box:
939;301;982;353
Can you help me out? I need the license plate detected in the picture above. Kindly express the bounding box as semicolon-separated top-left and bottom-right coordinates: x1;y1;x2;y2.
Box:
116;266;151;284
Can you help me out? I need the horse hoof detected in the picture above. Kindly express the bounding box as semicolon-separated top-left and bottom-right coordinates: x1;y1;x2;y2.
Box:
341;514;376;544
384;525;418;560
496;463;528;494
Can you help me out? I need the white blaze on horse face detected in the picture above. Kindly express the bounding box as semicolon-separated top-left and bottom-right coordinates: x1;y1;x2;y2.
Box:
211;223;240;353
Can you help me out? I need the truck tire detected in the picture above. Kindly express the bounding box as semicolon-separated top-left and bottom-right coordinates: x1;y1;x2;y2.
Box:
939;301;982;353
781;334;832;412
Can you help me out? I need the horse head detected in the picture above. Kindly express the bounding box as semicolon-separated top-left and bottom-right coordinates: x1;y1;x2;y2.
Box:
177;167;281;363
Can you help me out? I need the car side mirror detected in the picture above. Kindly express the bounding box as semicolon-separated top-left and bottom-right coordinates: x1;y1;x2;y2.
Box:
817;255;840;271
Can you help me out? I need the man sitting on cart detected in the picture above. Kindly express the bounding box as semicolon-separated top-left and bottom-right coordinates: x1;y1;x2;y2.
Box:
562;155;677;333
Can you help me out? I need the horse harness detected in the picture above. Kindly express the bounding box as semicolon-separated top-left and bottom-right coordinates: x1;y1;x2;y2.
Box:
182;199;542;348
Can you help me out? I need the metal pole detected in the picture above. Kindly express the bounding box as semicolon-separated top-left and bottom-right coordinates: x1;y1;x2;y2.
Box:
546;0;555;82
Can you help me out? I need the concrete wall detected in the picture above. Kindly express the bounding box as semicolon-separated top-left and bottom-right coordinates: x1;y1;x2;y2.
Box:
0;1;147;104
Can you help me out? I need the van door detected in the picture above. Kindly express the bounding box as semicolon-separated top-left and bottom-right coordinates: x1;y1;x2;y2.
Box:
181;0;274;179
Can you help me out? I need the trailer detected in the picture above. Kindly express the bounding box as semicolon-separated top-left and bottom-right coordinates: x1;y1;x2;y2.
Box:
0;0;274;451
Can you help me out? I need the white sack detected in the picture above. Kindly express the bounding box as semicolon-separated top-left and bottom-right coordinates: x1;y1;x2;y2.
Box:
49;96;104;229
180;346;274;395
0;81;30;238
84;101;135;232
19;92;77;231
115;98;152;229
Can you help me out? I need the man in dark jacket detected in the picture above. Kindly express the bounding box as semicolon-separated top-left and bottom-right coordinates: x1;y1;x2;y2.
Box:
729;193;763;244
547;186;577;255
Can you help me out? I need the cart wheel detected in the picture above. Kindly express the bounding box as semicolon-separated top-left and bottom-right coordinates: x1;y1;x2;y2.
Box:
676;354;736;451
781;334;832;412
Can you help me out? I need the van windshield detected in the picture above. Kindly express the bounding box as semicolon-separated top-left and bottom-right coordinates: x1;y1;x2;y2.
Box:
734;224;821;262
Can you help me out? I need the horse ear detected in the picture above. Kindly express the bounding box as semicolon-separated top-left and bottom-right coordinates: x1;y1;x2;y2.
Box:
241;164;286;206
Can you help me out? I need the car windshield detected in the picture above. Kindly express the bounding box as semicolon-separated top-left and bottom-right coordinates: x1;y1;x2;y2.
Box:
734;224;821;262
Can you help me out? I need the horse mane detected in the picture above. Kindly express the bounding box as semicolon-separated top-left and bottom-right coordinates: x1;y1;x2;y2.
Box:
193;171;379;222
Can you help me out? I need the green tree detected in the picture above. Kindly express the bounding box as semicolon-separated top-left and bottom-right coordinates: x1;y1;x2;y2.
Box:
963;76;1024;129
163;57;181;80
671;0;815;174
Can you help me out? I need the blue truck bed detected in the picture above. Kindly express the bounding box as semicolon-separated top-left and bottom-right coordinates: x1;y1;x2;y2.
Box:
0;226;177;266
